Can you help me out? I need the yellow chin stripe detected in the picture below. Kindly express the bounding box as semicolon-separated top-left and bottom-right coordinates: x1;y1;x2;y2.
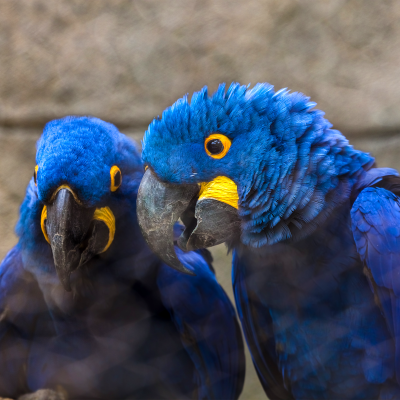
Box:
40;205;116;253
41;205;50;244
198;176;239;209
93;207;116;253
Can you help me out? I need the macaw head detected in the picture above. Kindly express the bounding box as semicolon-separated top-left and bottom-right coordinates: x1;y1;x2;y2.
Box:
138;83;374;273
29;116;142;290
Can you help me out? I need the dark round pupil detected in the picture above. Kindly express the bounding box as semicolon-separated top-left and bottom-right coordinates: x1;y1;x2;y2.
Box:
207;139;224;155
114;170;121;187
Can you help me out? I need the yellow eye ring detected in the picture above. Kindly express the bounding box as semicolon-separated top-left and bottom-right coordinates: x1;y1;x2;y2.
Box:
204;134;231;159
110;165;122;192
34;165;39;186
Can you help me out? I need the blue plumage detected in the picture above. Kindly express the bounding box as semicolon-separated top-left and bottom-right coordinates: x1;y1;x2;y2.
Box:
142;83;373;247
141;82;400;398
0;116;245;399
351;184;400;386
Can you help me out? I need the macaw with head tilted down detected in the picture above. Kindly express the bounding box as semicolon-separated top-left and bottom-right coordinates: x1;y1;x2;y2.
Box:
0;116;245;400
138;82;400;399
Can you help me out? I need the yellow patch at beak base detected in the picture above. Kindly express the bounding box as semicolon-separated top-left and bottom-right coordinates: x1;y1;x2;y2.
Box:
198;176;239;209
93;207;116;253
41;205;50;244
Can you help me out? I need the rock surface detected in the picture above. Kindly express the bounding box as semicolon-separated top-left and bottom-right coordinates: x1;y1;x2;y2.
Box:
0;1;400;133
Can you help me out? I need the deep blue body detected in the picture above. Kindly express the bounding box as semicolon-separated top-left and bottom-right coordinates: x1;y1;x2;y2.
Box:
142;82;400;399
0;117;244;399
233;175;400;399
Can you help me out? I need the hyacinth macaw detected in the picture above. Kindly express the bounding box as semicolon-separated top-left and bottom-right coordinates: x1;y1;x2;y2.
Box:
137;82;400;399
0;116;245;400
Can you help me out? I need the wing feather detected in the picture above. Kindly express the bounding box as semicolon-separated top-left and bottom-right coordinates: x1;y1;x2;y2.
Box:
0;246;43;396
351;186;400;383
157;247;245;400
232;252;294;400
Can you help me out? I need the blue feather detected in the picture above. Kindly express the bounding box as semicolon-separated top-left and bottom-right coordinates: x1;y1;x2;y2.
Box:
142;81;400;398
0;117;245;399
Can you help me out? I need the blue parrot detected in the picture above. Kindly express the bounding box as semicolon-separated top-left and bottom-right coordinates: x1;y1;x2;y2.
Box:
0;116;245;400
137;82;400;399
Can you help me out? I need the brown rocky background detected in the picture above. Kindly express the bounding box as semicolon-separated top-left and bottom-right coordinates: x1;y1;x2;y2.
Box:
0;1;400;399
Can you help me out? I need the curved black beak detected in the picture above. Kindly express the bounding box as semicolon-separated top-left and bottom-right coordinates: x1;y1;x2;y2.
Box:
179;198;241;251
45;188;109;291
137;169;240;273
137;169;199;274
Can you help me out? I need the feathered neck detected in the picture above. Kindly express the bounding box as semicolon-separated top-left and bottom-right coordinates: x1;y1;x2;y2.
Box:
237;112;374;248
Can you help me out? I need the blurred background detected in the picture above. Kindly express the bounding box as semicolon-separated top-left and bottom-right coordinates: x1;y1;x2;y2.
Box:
0;1;400;398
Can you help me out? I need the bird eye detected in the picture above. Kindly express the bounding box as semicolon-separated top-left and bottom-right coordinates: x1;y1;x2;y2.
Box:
110;166;122;192
34;165;38;186
204;134;231;159
207;139;223;154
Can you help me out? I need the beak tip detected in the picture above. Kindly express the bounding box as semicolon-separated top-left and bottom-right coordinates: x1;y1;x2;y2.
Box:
161;250;196;276
56;269;72;292
176;236;188;252
61;281;72;292
62;279;72;292
137;169;199;276
171;263;196;276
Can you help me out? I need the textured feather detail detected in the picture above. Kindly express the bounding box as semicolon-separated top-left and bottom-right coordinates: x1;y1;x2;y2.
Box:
4;117;245;400
0;246;45;397
157;247;245;400
232;252;294;400
351;185;400;384
143;82;375;248
141;78;400;398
